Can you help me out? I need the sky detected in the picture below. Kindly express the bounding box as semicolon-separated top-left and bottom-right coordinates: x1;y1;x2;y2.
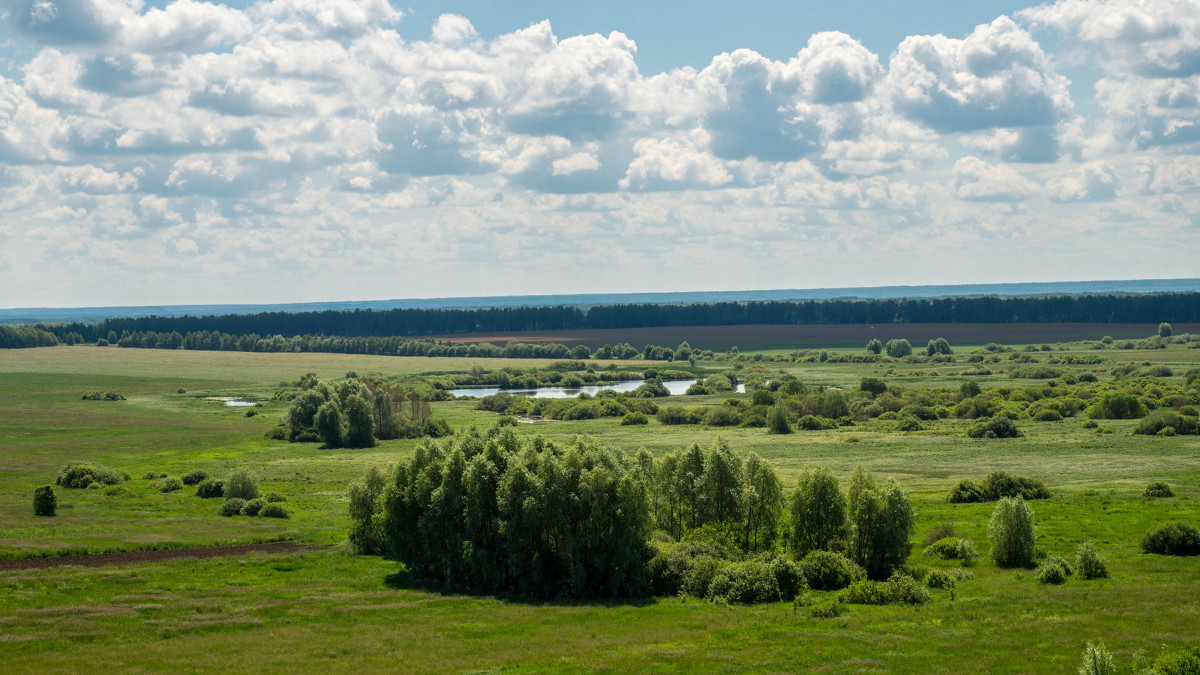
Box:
0;0;1198;308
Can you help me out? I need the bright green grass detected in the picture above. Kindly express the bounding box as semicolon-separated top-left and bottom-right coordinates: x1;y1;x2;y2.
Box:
0;343;1198;672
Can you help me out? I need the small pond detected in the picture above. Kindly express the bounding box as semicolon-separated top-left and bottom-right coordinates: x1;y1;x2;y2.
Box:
448;379;745;399
204;396;258;407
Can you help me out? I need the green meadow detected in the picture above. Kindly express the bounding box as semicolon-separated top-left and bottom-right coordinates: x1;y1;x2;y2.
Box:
1;341;1198;672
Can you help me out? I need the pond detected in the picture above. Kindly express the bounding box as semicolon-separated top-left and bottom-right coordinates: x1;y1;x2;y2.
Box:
204;396;258;407
448;379;745;399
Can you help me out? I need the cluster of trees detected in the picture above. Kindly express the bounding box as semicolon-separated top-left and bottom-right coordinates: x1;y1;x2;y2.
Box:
281;375;451;446
31;293;1200;345
476;390;662;421
0;324;59;348
349;430;916;598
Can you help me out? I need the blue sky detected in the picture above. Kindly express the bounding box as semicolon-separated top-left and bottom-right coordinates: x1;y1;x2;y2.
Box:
0;0;1198;307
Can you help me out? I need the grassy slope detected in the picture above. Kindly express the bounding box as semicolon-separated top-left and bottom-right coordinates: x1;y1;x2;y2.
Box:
0;344;1198;671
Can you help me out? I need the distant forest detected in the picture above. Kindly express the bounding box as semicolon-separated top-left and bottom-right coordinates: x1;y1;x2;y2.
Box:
19;293;1200;345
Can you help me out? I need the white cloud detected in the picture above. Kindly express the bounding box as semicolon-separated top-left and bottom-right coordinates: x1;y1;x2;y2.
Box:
953;156;1039;201
1048;161;1119;201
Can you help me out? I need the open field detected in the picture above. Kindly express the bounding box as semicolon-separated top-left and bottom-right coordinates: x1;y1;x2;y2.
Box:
430;322;1200;351
1;339;1199;672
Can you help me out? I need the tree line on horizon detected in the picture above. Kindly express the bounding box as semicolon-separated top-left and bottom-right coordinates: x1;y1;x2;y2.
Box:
21;292;1200;345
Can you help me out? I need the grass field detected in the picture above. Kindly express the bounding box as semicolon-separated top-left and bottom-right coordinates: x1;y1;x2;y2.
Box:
1;340;1198;672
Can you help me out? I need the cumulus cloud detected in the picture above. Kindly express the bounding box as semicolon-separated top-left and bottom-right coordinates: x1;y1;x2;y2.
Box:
1048;161;1119;201
953;156;1039;201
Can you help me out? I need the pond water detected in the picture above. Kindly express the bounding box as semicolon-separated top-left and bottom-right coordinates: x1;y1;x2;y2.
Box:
448;379;745;399
204;396;258;407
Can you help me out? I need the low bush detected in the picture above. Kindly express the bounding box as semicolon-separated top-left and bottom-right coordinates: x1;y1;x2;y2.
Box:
240;498;266;516
220;498;247;516
1044;554;1074;577
704;407;742;427
1144;481;1174;498
225;468;260;500
1146;646;1200;675
181;470;209;485
982;471;1051;501
1079;643;1116;675
259;503;290;519
967;417;1022;439
947;479;986;503
1036;560;1068;585
924;537;978;564
809;600;841;618
1082;419;1098;429
266;493;286;503
620;411;649;425
156;477;183;493
143;471;165;480
1140;522;1200;556
657;407;697;425
495;415;518;427
707;561;782;604
797;415;833;431
1075;542;1109;580
886;573;931;604
1135;411;1200;436
195;478;224;499
81;390;126;401
56;461;124;489
923;523;956;546
799;550;861;591
838;579;891;605
1033;409;1063;422
33;485;56;516
923;569;955;590
102;485;133;497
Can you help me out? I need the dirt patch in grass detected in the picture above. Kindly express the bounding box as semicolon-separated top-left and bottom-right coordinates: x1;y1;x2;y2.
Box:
0;541;322;571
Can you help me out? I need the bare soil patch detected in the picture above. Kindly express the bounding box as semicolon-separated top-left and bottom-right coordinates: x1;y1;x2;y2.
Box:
0;541;321;572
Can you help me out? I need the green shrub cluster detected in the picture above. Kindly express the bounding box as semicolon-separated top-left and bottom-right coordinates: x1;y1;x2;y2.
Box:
259;503;289;519
620;411;649;425
220;498;247;516
1134;411;1199;436
1144;481;1174;498
923;537;977;564
923;569;955;590
799;550;863;591
838;573;930;605
195;478;224;499
33;485;57;516
1075;542;1109;580
56;461;125;489
181;470;209;485
224;468;260;500
948;472;1049;503
989;496;1037;568
155;477;183;493
1140;522;1200;556
81;391;126;401
967;417;1022;438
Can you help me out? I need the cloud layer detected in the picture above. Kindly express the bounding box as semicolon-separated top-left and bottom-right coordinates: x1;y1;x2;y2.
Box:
0;0;1198;306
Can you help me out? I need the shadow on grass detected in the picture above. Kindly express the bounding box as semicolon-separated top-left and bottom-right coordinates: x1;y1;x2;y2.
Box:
382;568;656;608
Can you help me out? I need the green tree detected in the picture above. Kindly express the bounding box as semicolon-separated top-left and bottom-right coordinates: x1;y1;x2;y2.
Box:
859;377;887;397
960;380;982;398
885;339;913;358
988;496;1036;568
697;439;743;525
1159;322;1173;338
767;404;792;434
926;337;952;355
865;338;883;355
849;476;914;580
33;485;57;516
742;453;782;552
315;400;345;448
348;466;387;554
789;467;846;556
287;389;329;440
373;388;400;440
343;394;376;448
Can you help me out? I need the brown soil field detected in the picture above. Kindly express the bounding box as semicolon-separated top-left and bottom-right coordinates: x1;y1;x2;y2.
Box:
0;542;321;571
429;322;1200;350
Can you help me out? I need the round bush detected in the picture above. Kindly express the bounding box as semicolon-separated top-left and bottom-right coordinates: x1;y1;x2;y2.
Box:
1075;541;1109;580
989;496;1037;568
947;479;986;504
799;550;859;591
240;498;266;517
195;478;225;499
1036;560;1067;585
33;485;57;516
704;407;741;427
181;470;209;486
56;461;124;489
224;468;260;501
620;411;648;426
706;561;781;604
1034;409;1063;422
156;477;183;493
1141;522;1200;556
923;569;955;590
266;493;286;503
220;498;247;517
102;484;132;497
258;503;290;519
1144;481;1174;498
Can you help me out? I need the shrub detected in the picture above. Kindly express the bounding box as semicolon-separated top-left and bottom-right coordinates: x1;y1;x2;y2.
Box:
619;411;648;425
924;569;955;590
33;485;57;516
220;498;247;516
156;477;183;493
1135;411;1200;436
1140;522;1200;556
1036;560;1067;584
982;471;1050;501
751;389;776;406
1089;392;1147;419
102;485;132;497
1075;542;1108;580
809;600;841;618
886;573;931;604
180;470;209;485
839;579;892;605
1149;646;1200;675
1144;481;1175;498
896;416;922;432
766;555;806;600
1079;643;1117;675
924;537;977;564
266;493;286;503
767;405;792;434
240;498;266;516
657;406;693;425
1082;419;1098;429
259;503;290;519
143;471;164;480
800;550;860;591
707;561;782;604
195;478;225;499
1044;554;1074;577
947;479;986;503
989;496;1037;568
923;523;956;546
967;417;1022;439
704;406;741;427
56;461;124;489
225;468;260;500
495;415;518;427
1034;409;1063;422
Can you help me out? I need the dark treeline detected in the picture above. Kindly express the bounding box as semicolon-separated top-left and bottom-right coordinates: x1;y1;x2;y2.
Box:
31;292;1200;344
